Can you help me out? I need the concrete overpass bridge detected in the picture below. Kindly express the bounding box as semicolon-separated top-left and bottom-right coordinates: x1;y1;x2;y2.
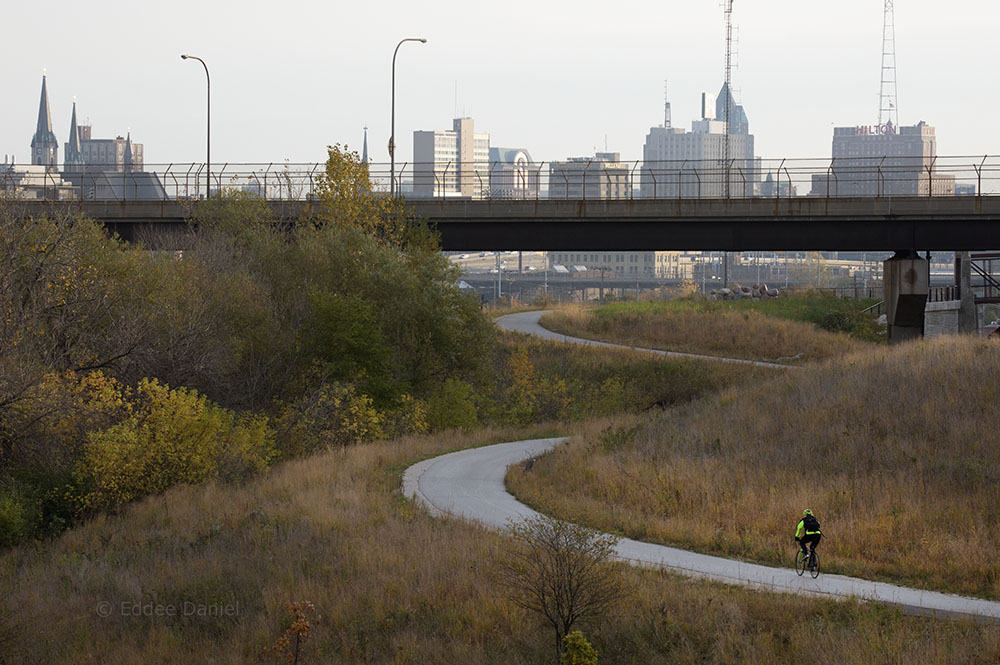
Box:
11;195;1000;342
13;196;1000;252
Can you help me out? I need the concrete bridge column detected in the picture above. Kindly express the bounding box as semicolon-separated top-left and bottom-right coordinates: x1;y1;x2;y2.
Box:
956;251;979;333
884;251;929;344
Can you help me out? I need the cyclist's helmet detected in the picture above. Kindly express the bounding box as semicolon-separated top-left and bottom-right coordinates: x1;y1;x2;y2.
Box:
802;509;813;517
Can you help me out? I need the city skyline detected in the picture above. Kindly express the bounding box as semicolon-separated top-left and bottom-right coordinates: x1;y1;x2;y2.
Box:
1;0;995;167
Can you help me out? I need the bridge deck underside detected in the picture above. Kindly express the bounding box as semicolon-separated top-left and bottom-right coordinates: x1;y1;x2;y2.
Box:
16;197;1000;252
431;218;1000;252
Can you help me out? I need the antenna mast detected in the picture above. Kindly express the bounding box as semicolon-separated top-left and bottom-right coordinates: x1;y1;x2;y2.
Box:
879;0;898;127
723;0;733;198
664;80;672;128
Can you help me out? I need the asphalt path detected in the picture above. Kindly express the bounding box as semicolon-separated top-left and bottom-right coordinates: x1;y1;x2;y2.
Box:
401;309;1000;621
494;310;795;370
403;437;1000;622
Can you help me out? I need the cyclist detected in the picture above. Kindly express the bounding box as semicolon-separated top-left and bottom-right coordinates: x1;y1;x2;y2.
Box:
795;509;822;569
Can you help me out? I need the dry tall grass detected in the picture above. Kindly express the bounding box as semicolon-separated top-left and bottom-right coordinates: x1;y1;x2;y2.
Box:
541;303;866;362
4;421;999;663
496;331;770;421
509;336;1000;599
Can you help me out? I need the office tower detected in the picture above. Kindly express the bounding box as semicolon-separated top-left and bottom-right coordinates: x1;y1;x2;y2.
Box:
488;147;540;199
413;117;490;198
641;83;756;198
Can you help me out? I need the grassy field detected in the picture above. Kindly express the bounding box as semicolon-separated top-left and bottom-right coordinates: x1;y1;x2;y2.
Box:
3;422;1000;664
509;335;1000;599
540;296;880;363
491;331;770;421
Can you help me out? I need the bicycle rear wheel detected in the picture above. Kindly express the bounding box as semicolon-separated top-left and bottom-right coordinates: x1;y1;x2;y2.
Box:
809;551;820;578
795;550;807;576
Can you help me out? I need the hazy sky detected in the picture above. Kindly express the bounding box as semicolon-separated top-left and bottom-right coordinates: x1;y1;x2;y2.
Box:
2;0;995;168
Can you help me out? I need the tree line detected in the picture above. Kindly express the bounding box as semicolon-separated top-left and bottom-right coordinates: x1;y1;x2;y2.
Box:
0;145;745;548
0;146;494;545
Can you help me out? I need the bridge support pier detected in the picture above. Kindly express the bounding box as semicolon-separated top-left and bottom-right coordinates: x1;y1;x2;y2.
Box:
956;251;979;333
884;251;929;344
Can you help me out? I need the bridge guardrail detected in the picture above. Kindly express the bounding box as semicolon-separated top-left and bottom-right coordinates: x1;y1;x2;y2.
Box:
3;155;1000;202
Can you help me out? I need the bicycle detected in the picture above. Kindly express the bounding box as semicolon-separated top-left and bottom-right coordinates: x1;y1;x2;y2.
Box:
795;547;820;578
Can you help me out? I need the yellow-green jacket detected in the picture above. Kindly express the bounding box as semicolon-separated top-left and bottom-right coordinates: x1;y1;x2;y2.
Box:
795;518;822;539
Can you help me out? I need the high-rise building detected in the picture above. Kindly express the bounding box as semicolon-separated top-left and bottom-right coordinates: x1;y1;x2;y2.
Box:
808;1;953;197
78;132;144;173
760;172;796;198
640;82;757;198
488;147;540;199
808;122;954;196
31;75;58;170
412;117;490;198
548;152;629;200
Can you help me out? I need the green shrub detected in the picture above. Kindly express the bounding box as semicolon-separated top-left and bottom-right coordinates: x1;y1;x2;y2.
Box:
817;309;886;343
302;291;397;405
562;631;599;665
426;378;479;431
0;491;28;548
382;393;429;438
275;383;385;458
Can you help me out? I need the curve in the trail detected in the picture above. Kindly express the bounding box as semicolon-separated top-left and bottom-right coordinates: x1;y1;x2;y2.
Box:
403;437;1000;622
495;310;795;370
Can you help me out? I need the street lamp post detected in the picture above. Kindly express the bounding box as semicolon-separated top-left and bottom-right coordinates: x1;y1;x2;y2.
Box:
181;54;210;198
390;37;426;197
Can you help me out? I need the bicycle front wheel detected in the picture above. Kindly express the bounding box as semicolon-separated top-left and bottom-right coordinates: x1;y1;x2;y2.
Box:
795;550;807;576
809;551;820;578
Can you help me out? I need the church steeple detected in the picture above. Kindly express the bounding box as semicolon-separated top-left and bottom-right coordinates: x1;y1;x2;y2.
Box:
31;72;59;169
362;126;369;165
64;97;84;172
124;130;134;173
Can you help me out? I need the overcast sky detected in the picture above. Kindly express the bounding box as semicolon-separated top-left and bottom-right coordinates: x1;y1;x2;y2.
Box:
2;0;995;168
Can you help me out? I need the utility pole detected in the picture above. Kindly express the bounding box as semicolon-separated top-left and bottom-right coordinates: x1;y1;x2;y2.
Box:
723;0;733;199
543;252;549;301
495;252;502;304
722;0;734;286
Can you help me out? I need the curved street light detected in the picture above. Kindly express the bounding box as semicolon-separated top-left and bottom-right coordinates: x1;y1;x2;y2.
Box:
181;54;211;198
390;37;427;197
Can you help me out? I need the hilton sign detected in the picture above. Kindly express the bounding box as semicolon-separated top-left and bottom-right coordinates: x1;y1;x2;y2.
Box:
855;124;897;136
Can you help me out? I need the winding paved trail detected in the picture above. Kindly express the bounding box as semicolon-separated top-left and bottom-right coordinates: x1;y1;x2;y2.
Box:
495;310;794;369
403;437;1000;621
401;309;1000;621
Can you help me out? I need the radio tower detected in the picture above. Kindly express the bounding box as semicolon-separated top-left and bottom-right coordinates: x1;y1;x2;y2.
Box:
878;0;898;127
723;0;734;198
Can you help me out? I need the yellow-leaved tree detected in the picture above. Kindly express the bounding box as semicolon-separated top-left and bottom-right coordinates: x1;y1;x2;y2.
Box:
75;378;275;512
314;144;436;251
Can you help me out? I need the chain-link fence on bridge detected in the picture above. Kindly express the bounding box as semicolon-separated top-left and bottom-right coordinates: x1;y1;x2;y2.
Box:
5;155;1000;202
